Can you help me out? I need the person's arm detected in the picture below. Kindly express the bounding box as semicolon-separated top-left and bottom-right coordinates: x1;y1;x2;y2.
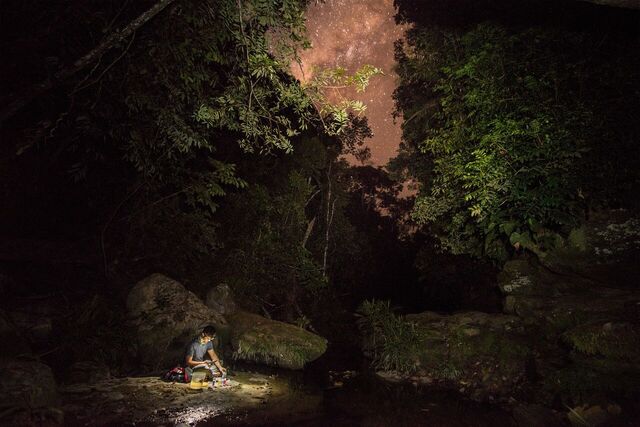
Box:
185;354;205;367
185;343;205;367
206;348;226;373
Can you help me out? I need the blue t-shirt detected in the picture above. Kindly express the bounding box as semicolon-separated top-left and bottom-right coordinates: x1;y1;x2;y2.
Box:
186;338;213;362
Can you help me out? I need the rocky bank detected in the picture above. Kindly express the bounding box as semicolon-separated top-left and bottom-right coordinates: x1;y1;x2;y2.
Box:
371;210;640;424
0;273;327;425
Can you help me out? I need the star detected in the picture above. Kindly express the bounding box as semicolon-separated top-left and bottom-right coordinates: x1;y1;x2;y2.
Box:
291;0;409;166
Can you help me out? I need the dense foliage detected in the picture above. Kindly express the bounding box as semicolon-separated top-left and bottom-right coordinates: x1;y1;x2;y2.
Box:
357;300;423;374
0;0;407;332
391;3;640;261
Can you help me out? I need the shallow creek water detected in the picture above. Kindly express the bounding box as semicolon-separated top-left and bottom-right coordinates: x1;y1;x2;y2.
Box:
62;368;515;426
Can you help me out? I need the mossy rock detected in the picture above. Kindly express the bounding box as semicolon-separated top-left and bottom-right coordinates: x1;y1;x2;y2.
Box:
542;210;640;287
228;310;327;370
563;321;640;362
500;211;640;328
498;259;547;297
535;320;640;405
403;311;531;401
498;258;590;299
504;286;640;337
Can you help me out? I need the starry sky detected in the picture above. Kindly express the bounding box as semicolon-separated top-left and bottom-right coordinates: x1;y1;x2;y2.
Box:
291;0;408;166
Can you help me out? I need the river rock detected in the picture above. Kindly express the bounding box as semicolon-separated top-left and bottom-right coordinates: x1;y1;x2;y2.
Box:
0;359;62;425
499;262;640;337
563;320;640;363
227;310;327;369
402;311;531;402
498;210;640;405
126;273;226;370
541;210;640;288
498;212;640;338
501;274;639;334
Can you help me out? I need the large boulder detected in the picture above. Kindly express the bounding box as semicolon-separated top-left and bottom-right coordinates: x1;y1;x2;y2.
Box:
126;273;226;370
499;212;640;332
551;320;640;403
227;310;327;370
499;275;640;405
403;311;531;402
0;359;62;425
500;259;639;332
497;211;640;405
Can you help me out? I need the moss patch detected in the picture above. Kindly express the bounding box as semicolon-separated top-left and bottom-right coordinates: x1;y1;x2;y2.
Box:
402;311;532;400
228;311;327;370
563;321;640;362
567;227;588;251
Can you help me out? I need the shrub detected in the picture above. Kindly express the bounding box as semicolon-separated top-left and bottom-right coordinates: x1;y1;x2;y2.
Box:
356;300;423;375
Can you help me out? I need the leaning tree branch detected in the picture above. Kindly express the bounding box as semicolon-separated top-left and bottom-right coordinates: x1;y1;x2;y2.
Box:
0;0;176;126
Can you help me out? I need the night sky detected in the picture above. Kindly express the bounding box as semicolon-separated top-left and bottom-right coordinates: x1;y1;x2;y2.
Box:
291;0;407;166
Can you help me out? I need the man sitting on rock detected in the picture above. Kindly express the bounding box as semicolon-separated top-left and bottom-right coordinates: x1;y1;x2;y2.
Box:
185;325;226;379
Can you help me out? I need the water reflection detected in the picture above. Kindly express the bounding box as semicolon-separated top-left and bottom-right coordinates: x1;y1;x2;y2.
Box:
207;372;515;426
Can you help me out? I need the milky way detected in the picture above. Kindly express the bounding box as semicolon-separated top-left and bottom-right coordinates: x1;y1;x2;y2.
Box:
292;0;407;166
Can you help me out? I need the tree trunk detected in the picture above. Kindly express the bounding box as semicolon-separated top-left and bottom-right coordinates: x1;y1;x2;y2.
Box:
322;163;334;278
302;216;316;249
1;0;177;126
